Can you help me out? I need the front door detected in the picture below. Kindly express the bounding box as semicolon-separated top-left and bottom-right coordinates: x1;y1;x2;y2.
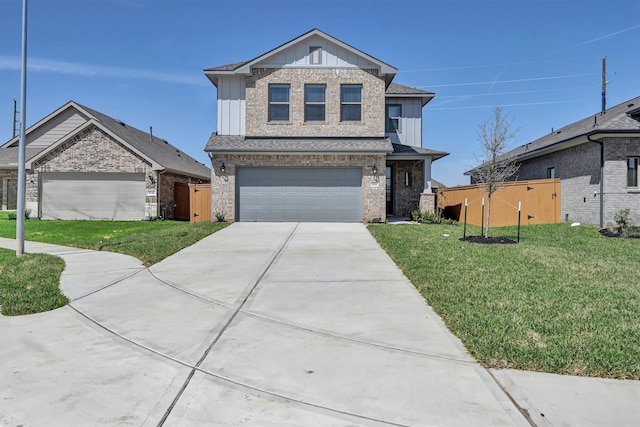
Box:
386;166;393;215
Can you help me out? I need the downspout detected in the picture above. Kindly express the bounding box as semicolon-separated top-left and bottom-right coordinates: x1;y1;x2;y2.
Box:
588;134;604;228
157;169;167;219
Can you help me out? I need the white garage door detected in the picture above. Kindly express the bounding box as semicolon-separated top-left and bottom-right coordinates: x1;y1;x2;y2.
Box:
237;168;362;222
41;172;145;220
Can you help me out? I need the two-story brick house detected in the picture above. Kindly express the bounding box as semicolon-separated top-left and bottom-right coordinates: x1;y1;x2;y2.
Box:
204;29;448;222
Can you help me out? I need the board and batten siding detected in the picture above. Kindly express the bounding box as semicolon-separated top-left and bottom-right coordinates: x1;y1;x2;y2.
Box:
255;35;377;69
26;108;88;148
386;98;422;147
217;76;246;135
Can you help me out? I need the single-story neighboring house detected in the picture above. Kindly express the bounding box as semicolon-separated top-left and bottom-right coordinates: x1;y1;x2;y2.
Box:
0;101;210;220
467;96;640;226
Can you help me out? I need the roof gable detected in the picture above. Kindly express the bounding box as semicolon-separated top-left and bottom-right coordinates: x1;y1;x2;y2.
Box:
1;101;210;178
205;28;397;86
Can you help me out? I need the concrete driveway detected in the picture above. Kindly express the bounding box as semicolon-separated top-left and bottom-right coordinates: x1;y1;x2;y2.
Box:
1;223;531;426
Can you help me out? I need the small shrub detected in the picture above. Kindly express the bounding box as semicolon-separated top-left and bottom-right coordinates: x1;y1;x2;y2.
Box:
7;212;17;220
614;208;633;237
214;211;227;222
421;211;439;224
24;208;32;220
369;217;385;224
411;210;458;225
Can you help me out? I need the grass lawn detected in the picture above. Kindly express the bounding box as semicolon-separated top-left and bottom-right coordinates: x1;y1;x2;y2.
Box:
0;248;67;316
0;219;228;315
0;219;228;266
369;222;640;380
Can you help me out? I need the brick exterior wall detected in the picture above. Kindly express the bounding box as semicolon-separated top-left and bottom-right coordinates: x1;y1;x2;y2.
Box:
211;153;386;222
245;68;386;138
387;160;424;217
28;126;155;218
516;137;640;225
157;172;199;220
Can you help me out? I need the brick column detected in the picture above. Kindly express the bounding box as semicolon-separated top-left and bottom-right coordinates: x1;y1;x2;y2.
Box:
419;192;435;213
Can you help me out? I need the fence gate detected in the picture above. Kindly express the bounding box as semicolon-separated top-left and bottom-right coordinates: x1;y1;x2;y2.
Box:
174;183;211;222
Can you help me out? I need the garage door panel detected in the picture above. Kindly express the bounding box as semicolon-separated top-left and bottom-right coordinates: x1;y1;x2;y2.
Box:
237;168;362;222
41;172;145;220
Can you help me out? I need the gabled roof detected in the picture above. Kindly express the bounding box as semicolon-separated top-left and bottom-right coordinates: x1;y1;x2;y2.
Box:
497;96;640;164
204;28;398;86
386;83;435;107
1;101;210;179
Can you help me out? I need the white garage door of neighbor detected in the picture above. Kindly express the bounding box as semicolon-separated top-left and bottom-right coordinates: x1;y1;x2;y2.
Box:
41;172;145;220
237;167;363;222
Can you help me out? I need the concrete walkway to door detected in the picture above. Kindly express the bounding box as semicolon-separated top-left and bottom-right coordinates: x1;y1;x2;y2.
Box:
5;223;632;426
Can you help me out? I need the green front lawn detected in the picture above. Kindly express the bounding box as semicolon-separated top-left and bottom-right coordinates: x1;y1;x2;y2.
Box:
0;220;228;266
369;223;640;380
0;249;67;316
0;220;228;315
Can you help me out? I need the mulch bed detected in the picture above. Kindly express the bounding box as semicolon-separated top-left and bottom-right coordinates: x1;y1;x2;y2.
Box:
599;228;621;238
459;236;517;244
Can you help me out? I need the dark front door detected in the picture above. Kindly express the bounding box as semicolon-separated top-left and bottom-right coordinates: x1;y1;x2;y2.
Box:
386;166;393;215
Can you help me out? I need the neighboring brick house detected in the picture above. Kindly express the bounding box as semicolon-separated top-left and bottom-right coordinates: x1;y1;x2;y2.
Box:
204;29;448;222
0;101;210;220
468;96;640;227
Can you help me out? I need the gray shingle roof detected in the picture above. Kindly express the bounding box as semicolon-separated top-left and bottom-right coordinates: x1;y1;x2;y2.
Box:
76;103;210;179
386;83;435;106
0;147;47;168
502;96;640;161
204;61;250;72
386;83;434;96
431;178;445;189
390;143;449;160
1;102;211;179
205;135;393;153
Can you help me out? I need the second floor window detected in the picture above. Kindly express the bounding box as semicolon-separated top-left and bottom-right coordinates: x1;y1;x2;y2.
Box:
386;104;402;133
269;84;290;121
341;84;362;122
628;157;639;187
305;84;326;121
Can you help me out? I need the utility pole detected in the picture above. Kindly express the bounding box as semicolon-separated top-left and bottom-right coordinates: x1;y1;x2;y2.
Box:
16;0;28;256
601;57;607;115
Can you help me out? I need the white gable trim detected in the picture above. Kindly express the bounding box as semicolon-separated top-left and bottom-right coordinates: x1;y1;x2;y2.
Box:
1;101;90;149
26;119;162;170
236;29;397;76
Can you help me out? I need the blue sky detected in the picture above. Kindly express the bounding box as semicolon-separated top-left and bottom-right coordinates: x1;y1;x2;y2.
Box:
1;0;638;186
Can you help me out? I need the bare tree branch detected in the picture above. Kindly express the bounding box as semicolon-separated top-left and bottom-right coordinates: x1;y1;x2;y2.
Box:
469;107;520;237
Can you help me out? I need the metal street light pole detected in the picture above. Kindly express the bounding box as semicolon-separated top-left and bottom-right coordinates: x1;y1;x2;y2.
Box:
16;0;28;256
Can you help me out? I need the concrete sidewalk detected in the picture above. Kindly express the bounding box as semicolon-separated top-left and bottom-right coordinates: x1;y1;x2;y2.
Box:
1;225;638;426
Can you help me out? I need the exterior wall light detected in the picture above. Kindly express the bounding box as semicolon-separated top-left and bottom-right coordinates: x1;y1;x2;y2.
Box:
221;162;226;173
371;164;377;175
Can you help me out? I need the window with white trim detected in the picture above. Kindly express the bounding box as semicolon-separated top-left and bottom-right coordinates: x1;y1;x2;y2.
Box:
341;85;362;122
628;157;639;187
305;84;326;121
269;84;290;122
386;104;402;133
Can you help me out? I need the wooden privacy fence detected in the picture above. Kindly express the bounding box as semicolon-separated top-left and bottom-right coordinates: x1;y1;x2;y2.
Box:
174;183;211;222
436;179;561;227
